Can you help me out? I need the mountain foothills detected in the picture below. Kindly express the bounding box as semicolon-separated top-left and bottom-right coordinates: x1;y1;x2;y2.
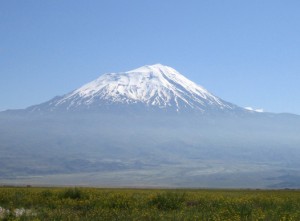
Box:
1;64;300;188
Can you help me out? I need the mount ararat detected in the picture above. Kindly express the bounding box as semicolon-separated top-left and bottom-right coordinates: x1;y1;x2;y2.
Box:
28;64;239;113
1;64;300;188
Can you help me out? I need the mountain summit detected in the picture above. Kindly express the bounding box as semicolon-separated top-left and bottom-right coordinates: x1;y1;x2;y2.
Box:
28;64;240;113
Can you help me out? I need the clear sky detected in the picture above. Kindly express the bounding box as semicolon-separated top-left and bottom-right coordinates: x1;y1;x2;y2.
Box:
1;0;300;114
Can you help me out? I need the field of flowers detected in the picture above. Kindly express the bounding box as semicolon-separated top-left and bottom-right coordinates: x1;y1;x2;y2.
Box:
0;187;299;220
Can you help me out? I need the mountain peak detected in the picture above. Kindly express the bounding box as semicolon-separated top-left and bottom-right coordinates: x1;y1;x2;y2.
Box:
28;64;240;113
128;63;173;73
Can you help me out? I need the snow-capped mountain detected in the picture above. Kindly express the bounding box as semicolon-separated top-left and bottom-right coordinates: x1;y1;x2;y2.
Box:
29;64;240;113
2;64;300;188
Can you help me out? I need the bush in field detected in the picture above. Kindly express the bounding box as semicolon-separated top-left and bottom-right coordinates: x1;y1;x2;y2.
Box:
40;189;53;198
105;194;131;209
60;188;83;200
149;192;186;210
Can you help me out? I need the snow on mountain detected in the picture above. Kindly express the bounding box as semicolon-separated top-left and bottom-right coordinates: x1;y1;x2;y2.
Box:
244;107;264;113
29;64;241;113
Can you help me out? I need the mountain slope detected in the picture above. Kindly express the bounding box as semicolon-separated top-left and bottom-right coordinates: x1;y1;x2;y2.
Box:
28;64;241;113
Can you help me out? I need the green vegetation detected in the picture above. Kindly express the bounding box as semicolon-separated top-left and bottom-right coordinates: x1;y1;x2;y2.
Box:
0;187;300;220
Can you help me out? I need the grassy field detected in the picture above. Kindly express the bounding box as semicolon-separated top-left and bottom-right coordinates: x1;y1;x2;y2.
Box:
0;187;300;220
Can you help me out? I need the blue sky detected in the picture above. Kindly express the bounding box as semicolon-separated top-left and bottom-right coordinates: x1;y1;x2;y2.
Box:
1;0;300;114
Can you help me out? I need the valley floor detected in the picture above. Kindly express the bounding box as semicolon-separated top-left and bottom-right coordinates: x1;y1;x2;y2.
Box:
1;160;300;189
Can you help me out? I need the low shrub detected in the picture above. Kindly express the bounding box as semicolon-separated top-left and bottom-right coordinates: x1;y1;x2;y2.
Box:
149;192;186;210
60;188;83;200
